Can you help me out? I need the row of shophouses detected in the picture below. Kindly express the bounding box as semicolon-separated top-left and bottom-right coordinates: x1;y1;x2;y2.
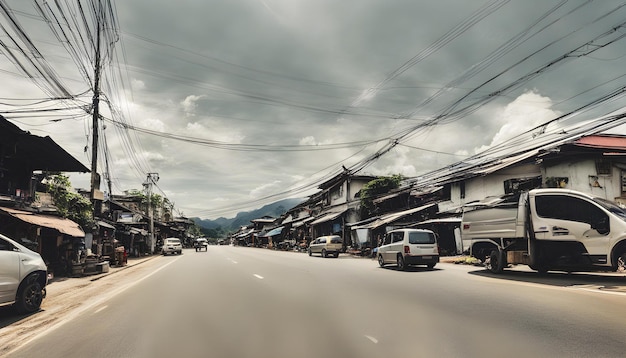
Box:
4;112;626;276
0;115;193;277
232;115;626;257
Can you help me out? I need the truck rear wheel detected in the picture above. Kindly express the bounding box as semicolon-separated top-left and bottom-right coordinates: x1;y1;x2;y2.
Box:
488;249;506;274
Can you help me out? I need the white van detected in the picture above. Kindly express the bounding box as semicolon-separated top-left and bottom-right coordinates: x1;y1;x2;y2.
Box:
377;228;439;270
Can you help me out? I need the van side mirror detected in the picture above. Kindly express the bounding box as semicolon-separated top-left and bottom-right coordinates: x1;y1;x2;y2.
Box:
592;216;609;235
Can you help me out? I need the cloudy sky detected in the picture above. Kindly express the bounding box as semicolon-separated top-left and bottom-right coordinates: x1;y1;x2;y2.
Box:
1;0;626;219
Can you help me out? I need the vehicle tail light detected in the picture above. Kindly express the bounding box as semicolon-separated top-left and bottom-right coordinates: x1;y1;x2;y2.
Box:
404;246;410;254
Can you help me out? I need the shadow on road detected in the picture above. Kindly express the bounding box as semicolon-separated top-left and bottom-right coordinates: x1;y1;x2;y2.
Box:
468;267;626;292
0;306;43;328
378;266;441;273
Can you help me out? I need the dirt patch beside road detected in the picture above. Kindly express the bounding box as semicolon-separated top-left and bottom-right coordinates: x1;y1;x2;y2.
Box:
0;255;159;356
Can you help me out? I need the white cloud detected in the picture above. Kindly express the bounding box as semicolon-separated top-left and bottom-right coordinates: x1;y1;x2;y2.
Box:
138;118;166;132
3;1;625;219
249;180;283;198
299;136;316;145
131;78;145;90
475;90;561;153
180;95;205;116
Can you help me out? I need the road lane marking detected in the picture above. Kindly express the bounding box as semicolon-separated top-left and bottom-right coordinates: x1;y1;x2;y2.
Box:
94;306;108;314
6;256;182;356
254;274;264;279
365;335;378;344
227;258;238;264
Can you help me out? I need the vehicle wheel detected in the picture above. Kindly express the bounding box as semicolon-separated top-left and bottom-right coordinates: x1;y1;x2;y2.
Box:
488;249;505;274
616;252;626;272
15;278;43;314
334;252;339;258
322;249;327;258
397;254;406;270
378;254;385;267
427;262;436;269
308;249;312;256
178;250;182;255
529;263;548;274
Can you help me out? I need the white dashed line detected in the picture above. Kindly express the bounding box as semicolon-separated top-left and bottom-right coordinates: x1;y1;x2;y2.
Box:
227;258;238;264
254;274;264;280
365;335;378;344
94;305;107;314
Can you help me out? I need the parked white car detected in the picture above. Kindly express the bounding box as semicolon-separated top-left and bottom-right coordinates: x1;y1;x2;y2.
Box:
0;233;48;314
377;228;439;270
162;237;183;255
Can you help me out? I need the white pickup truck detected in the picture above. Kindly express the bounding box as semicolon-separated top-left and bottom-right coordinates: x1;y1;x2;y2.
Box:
461;188;626;274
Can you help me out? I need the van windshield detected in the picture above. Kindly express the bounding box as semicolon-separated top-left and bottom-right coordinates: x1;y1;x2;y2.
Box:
593;197;626;221
408;232;435;244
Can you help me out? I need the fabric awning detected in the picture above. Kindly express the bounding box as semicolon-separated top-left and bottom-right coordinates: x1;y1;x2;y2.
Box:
0;207;85;237
262;226;284;237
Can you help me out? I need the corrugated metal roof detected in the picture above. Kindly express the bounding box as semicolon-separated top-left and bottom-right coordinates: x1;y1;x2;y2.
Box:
474;150;539;175
292;216;316;228
355;203;437;229
0;207;85;237
310;210;346;226
573;134;626;149
405;113;626;191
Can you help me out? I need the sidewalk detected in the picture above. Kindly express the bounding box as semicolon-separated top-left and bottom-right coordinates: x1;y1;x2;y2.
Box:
46;254;158;291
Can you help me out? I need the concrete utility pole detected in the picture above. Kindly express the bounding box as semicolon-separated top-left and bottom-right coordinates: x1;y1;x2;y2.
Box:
90;13;102;201
145;173;159;254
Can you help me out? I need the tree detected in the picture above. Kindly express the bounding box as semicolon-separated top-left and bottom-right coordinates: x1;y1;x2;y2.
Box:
188;224;203;238
359;175;405;217
124;189;168;219
44;173;93;229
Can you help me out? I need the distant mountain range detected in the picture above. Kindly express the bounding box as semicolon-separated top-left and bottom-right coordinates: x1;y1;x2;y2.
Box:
191;198;306;232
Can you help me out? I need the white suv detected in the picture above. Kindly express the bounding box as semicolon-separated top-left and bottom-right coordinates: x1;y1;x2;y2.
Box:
0;233;48;314
377;228;439;270
162;237;183;255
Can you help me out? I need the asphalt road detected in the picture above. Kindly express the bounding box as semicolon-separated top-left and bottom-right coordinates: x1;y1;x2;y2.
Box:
4;246;626;358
